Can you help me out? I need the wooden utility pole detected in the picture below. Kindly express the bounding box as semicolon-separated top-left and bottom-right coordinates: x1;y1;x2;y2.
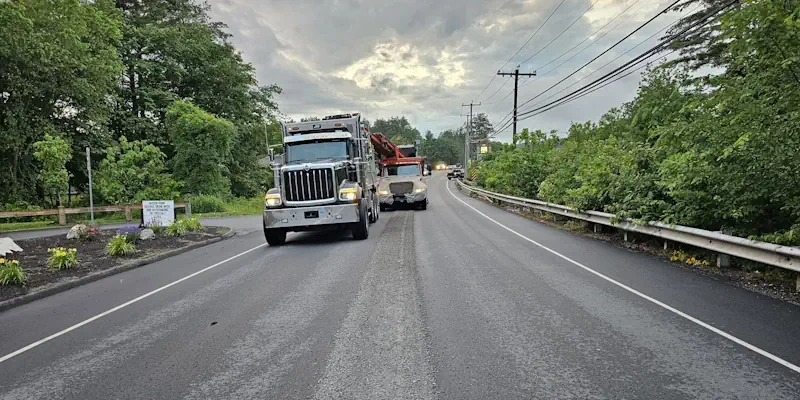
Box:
497;67;536;138
462;102;480;172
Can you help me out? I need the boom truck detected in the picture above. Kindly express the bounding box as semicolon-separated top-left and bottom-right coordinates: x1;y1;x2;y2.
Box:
262;113;379;245
369;132;429;211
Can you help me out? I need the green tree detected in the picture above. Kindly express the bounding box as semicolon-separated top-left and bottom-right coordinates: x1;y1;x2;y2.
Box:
32;134;72;207
166;101;234;196
372;116;421;145
0;0;123;204
96;136;180;204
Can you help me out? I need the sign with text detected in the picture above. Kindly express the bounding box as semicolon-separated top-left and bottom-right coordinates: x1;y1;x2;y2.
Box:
143;200;175;227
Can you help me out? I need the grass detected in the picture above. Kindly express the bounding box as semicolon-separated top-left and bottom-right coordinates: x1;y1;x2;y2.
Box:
192;196;262;217
0;196;262;233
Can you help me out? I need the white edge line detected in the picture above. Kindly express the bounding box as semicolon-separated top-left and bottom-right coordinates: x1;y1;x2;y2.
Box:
0;242;269;364
446;180;800;374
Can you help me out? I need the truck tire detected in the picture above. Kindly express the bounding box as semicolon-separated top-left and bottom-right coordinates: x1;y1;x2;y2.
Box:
352;200;369;240
420;200;427;210
264;229;286;246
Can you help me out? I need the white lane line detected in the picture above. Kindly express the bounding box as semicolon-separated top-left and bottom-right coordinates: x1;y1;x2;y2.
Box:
0;242;269;364
446;181;800;374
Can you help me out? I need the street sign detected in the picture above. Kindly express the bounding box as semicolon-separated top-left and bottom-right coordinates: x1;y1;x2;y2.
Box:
143;200;175;227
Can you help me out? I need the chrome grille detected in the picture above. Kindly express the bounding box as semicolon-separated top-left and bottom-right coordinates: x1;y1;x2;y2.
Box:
283;168;335;202
390;182;414;195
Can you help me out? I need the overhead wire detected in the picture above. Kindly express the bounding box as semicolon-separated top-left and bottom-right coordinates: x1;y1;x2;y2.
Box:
517;0;602;66
515;0;737;120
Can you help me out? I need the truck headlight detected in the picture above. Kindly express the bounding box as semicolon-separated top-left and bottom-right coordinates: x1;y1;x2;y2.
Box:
378;189;389;195
339;187;359;202
414;187;426;193
265;193;282;207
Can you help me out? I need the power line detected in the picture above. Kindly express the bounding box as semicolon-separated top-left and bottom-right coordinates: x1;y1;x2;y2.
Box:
514;0;685;113
482;77;511;104
472;0;566;102
518;0;601;66
485;0;648;130
502;0;567;68
517;0;737;120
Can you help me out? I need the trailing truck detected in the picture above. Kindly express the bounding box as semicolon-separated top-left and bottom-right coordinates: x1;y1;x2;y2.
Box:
369;133;429;211
262;114;379;245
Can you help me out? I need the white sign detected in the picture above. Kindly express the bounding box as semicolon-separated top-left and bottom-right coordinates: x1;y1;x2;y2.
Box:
143;200;175;227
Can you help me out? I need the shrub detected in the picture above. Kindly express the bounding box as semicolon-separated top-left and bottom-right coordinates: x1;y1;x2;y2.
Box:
0;258;26;286
190;194;226;213
147;224;164;235
96;136;181;204
118;225;141;241
181;217;202;232
105;235;136;256
166;221;187;237
47;247;78;270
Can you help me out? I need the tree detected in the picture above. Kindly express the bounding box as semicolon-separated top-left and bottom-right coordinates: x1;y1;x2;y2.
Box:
372;116;421;145
166;101;234;196
32;134;72;207
0;0;123;204
96;136;180;204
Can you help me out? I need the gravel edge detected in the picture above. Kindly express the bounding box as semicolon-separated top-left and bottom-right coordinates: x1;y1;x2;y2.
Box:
0;227;235;313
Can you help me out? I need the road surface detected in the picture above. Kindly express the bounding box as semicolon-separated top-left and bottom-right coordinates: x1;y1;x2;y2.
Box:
0;172;798;399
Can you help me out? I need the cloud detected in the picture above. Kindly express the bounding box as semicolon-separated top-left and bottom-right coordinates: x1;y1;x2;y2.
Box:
208;0;688;140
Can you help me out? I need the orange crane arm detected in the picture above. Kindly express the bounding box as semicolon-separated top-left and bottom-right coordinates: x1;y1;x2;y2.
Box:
367;129;405;159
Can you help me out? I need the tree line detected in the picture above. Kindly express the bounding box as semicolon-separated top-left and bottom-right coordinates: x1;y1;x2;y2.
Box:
1;0;281;211
473;0;800;244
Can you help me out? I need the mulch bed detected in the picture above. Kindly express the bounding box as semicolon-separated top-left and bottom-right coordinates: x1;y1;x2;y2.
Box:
0;226;224;302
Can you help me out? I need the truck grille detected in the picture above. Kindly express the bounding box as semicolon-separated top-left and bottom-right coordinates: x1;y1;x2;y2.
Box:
390;182;414;195
283;168;336;202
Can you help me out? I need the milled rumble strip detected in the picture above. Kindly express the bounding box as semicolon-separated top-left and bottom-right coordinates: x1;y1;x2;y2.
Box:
313;212;436;400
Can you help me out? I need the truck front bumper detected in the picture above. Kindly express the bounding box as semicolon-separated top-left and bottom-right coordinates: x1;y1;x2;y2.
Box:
379;192;427;206
263;203;360;230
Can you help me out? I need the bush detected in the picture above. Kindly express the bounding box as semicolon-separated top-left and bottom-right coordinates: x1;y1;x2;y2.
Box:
105;235;136;256
47;247;78;270
96;136;181;204
166;221;187;237
180;217;202;232
190;194;226;213
0;258;26;286
118;225;141;241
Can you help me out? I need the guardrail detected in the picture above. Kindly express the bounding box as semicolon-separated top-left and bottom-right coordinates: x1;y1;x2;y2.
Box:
0;202;191;226
456;180;800;279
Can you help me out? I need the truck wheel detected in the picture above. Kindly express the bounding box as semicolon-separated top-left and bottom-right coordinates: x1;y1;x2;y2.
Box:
420;201;427;210
380;204;387;212
352;200;369;240
264;229;286;246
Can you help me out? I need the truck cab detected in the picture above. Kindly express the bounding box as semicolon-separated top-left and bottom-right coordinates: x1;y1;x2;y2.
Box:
262;114;379;245
376;157;428;211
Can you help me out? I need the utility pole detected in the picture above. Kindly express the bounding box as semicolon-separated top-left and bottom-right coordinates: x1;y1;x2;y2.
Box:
462;102;480;173
498;66;536;139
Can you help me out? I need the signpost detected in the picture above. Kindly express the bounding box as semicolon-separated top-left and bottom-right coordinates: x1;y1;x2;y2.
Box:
142;200;175;227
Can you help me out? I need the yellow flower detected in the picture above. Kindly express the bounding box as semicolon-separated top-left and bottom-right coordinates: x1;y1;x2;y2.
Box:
0;258;5;264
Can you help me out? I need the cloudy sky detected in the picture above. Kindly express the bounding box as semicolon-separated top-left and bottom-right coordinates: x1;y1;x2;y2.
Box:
208;0;690;141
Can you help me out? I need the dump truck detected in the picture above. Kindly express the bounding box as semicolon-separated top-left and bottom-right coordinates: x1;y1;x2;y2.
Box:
262;113;379;245
369;133;429;211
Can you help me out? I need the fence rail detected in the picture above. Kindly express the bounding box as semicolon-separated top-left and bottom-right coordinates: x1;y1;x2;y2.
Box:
0;202;191;225
456;180;800;276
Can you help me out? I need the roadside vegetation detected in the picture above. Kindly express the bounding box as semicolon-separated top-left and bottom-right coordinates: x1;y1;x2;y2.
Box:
473;0;800;246
0;0;282;230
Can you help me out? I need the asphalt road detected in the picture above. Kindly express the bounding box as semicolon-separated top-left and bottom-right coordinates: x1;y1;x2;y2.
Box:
0;172;799;399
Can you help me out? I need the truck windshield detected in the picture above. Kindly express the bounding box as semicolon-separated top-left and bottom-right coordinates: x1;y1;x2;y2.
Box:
384;164;420;177
286;140;348;163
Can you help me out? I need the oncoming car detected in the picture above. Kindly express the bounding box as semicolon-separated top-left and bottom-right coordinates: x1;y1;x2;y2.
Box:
376;158;429;210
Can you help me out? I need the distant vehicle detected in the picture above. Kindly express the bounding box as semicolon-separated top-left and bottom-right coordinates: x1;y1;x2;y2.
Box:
376;157;428;210
447;165;463;180
262;113;378;245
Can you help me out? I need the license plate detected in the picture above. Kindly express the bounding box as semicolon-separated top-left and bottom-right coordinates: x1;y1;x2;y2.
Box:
319;207;326;217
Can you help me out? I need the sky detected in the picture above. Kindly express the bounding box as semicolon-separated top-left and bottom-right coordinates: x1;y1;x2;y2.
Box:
207;0;691;142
